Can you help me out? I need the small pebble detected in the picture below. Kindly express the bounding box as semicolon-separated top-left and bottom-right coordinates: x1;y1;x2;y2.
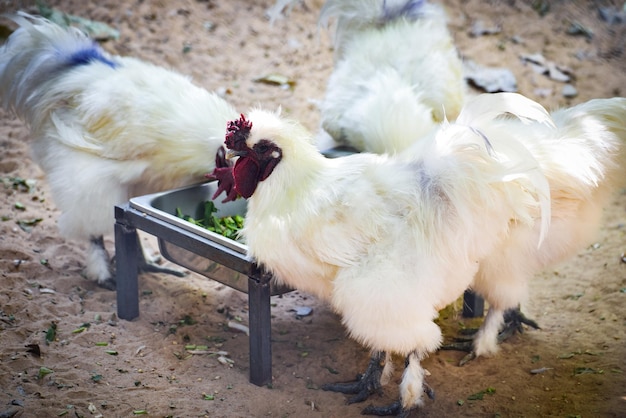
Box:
562;84;578;98
530;367;553;374
294;306;313;317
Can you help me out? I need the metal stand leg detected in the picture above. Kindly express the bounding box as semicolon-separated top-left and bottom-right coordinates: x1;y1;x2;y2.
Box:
462;290;484;318
247;275;272;386
115;221;140;320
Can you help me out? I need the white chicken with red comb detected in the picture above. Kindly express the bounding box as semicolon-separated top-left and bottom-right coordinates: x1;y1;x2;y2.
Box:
211;92;624;417
317;0;466;154
0;13;238;289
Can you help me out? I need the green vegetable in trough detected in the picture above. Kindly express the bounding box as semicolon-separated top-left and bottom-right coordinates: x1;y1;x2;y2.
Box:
176;201;244;241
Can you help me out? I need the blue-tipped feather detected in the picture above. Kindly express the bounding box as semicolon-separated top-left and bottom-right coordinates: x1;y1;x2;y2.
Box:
67;44;117;68
0;12;118;124
381;0;427;22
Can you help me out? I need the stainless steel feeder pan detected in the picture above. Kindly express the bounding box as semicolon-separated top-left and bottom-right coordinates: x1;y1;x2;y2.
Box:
129;182;290;295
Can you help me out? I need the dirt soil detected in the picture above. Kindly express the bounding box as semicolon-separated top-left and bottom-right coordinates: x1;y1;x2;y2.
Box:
0;0;625;417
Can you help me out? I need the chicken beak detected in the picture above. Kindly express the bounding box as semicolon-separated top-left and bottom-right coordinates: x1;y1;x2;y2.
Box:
225;149;244;160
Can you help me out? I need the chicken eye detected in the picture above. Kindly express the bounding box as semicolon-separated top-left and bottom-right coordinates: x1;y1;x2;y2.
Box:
254;140;274;155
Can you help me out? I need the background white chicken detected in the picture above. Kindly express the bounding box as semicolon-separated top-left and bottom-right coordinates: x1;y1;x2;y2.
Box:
212;92;624;416
0;13;238;290
316;0;466;154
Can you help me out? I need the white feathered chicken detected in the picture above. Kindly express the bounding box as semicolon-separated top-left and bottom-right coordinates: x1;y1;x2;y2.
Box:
0;13;238;289
317;0;466;154
211;93;624;416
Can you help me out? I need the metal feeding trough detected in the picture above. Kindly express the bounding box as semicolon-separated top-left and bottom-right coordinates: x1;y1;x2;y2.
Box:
130;182;290;295
114;181;291;386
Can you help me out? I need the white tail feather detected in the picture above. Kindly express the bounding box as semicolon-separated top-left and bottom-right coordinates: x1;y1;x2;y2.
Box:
456;92;555;129
456;93;554;245
0;13;103;127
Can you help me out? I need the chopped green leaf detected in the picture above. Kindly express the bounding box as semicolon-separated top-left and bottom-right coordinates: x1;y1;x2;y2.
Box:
45;322;57;345
324;366;339;375
254;73;296;88
8;176;36;192
17;218;43;232
180;314;196;326
467;387;496;400
574;367;603;375
176;201;244;241
38;366;54;379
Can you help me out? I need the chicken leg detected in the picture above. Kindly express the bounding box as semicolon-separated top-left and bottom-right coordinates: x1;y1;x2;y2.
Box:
85;236;116;290
361;352;435;417
323;351;434;417
440;306;539;365
91;234;185;291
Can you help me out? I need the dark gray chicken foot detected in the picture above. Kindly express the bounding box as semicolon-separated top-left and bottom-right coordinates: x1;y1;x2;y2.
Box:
499;307;540;341
441;307;540;353
441;306;540;365
137;259;186;277
322;351;386;404
438;329;476;353
362;400;403;417
362;383;434;417
105;234;186;291
133;234;186;278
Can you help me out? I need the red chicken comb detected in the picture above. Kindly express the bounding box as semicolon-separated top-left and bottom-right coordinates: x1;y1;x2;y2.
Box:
225;114;253;151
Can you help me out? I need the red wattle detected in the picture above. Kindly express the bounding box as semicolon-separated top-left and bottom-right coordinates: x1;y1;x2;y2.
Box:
233;157;260;199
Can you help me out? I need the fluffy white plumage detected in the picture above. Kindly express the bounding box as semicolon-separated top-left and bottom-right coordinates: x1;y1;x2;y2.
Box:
221;92;624;412
0;13;238;288
317;0;466;153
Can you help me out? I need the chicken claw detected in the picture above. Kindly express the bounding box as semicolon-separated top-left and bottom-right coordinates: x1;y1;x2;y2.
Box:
441;306;540;366
137;258;186;278
499;307;540;340
107;234;186;291
361;382;434;417
361;400;403;417
322;351;386;404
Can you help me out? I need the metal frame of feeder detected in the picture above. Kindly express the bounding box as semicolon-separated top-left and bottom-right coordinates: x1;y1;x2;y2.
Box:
114;203;274;386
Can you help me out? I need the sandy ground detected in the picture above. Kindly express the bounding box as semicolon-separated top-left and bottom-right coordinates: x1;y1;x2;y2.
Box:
0;0;625;417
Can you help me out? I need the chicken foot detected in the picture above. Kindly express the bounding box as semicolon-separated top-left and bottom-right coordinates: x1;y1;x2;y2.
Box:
86;236;116;291
439;306;540;365
322;351;387;404
131;234;187;279
499;307;540;339
361;385;435;417
362;352;435;418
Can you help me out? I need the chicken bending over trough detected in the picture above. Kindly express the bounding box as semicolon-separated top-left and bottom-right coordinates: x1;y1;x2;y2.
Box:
317;0;466;154
211;93;624;416
0;13;238;289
